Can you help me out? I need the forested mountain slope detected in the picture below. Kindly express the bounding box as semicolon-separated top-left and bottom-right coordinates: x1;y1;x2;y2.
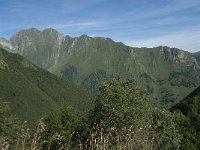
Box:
0;47;93;124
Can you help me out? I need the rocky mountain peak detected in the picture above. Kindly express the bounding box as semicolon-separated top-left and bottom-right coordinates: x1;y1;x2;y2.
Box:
159;46;199;68
42;28;64;37
15;28;41;36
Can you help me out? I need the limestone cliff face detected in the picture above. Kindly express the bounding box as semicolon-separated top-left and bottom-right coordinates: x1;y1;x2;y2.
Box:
160;46;199;69
9;28;68;69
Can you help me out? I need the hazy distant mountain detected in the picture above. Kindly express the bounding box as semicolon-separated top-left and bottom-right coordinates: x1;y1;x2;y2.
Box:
0;47;92;124
0;37;15;50
2;28;200;108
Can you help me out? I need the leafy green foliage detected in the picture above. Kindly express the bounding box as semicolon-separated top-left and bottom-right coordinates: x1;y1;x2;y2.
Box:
88;78;181;149
174;112;200;150
90;78;150;128
40;105;82;149
0;100;22;149
151;108;181;150
171;86;200;150
30;104;91;150
3;76;200;149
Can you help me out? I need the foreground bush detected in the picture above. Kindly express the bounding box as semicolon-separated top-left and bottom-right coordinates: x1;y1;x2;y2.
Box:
87;78;181;150
0;78;183;150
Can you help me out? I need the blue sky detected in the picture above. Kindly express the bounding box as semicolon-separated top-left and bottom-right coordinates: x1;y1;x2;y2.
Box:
0;0;200;52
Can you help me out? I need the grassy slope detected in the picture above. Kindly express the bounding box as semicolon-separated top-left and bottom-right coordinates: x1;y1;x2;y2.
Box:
49;39;200;107
170;86;200;117
0;47;93;125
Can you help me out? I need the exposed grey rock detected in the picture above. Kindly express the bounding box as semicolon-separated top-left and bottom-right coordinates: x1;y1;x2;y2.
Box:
0;37;15;51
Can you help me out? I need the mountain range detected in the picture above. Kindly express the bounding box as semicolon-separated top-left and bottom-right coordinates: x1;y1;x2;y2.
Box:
1;28;200;108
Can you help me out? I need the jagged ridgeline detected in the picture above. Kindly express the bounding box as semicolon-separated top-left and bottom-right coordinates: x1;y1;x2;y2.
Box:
2;28;200;108
0;47;93;124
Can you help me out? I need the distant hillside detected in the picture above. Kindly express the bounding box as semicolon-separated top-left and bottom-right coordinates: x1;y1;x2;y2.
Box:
170;86;200;149
171;86;200;118
0;47;93;124
2;28;200;108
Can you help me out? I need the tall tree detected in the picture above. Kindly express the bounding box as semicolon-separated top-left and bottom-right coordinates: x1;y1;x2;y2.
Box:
88;78;181;150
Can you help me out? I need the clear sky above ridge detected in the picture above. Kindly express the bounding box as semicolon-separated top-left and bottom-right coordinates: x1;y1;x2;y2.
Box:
0;0;200;52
